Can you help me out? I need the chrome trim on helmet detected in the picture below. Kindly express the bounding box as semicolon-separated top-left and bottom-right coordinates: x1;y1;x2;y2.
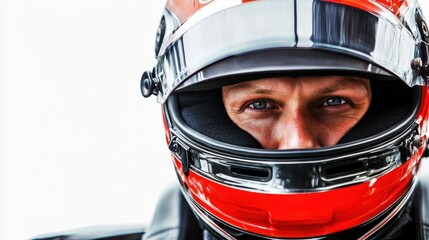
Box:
150;0;423;103
169;121;421;193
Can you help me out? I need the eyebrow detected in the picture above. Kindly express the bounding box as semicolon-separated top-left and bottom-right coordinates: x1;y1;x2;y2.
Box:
312;78;368;95
225;82;276;94
252;88;275;94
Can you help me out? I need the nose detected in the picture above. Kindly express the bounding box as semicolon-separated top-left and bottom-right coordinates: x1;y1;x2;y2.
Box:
276;112;321;149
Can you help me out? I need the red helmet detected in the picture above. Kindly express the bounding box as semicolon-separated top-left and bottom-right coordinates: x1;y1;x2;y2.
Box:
142;0;429;239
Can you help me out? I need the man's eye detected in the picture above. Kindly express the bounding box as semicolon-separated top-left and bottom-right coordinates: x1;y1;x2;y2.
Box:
322;97;346;106
248;101;270;109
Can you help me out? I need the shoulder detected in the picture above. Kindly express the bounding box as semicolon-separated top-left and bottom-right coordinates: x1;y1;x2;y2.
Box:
31;225;145;240
142;185;182;240
143;184;204;240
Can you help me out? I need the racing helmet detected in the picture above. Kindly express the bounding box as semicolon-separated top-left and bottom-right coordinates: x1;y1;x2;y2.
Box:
142;0;429;239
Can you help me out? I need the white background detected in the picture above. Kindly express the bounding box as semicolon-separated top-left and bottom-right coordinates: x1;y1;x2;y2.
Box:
0;1;172;239
1;1;429;240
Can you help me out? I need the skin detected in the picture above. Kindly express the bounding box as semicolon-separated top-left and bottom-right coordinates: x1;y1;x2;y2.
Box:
222;76;372;150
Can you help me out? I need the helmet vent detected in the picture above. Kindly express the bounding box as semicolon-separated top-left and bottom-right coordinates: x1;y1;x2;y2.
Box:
324;161;364;178
229;165;271;181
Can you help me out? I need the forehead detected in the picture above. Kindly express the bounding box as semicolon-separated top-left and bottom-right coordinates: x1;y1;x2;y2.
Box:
224;75;370;91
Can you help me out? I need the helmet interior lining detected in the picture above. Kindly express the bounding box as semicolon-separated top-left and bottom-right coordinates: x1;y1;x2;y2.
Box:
176;78;417;149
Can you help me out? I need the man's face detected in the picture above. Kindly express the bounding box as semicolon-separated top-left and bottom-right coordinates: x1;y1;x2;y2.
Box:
222;76;372;149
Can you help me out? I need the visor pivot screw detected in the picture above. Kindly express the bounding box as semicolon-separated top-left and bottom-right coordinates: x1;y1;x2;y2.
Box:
168;137;179;153
411;57;423;71
141;70;159;98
